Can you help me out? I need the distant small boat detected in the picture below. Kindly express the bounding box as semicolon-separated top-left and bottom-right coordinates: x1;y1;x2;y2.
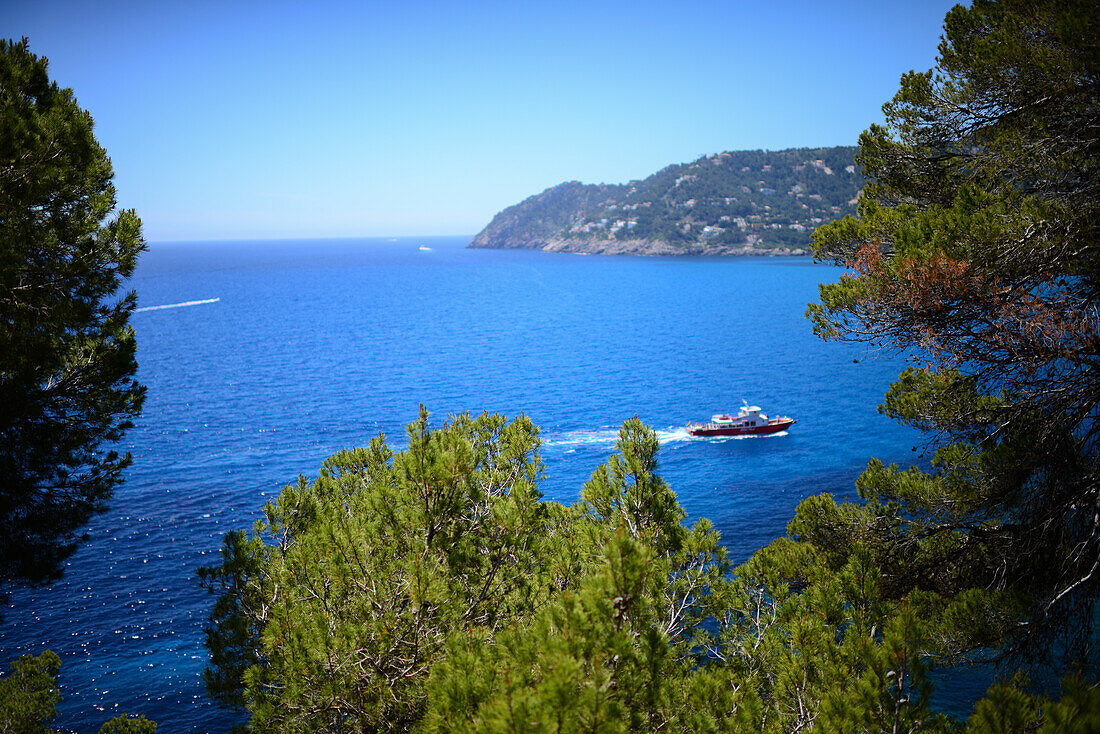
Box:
687;403;795;437
418;245;434;252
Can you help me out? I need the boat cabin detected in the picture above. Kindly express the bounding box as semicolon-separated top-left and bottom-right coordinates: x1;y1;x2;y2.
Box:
712;406;766;428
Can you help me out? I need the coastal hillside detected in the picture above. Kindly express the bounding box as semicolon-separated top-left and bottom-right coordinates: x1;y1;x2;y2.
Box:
470;146;863;255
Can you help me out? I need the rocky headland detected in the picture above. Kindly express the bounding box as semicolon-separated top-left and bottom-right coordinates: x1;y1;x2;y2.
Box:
469;146;862;256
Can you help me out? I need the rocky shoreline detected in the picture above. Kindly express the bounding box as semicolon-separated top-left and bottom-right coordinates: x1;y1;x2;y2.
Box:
468;235;809;257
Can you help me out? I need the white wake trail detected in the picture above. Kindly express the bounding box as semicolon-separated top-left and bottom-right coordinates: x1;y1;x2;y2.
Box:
135;297;220;313
547;425;699;449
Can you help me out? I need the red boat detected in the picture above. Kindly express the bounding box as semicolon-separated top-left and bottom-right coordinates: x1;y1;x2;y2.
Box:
687;404;796;437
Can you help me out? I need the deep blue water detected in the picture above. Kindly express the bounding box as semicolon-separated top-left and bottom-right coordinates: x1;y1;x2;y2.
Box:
2;236;937;732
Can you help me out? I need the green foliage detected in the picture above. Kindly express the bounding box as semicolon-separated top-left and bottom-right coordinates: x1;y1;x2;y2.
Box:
0;38;146;588
817;608;948;734
0;651;60;734
429;531;671;733
420;419;743;733
967;675;1100;733
810;0;1100;670
703;506;946;733
213;409;1069;732
580;417;685;554
203;412;748;732
204;406;1100;732
98;715;157;734
202;409;555;731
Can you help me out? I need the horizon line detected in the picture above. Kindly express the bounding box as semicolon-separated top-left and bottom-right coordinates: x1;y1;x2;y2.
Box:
147;234;477;245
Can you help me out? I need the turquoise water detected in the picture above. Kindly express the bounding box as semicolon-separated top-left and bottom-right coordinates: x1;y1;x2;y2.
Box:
1;236;935;731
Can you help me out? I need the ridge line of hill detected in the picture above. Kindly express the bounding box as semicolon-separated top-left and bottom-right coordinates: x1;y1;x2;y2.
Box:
469;146;863;256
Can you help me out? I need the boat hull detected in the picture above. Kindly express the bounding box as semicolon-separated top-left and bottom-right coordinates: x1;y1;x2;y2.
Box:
687;419;795;437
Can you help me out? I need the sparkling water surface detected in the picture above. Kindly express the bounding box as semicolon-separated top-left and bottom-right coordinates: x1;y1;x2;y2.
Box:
2;236;938;731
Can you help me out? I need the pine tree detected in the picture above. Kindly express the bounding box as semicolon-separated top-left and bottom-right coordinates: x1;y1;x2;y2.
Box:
202;413;743;733
0;38;145;587
200;409;556;731
809;0;1100;669
0;651;61;734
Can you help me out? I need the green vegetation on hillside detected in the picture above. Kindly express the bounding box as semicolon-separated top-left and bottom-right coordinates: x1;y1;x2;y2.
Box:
470;147;864;253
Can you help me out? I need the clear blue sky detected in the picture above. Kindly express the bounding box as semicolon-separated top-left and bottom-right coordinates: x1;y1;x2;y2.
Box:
3;0;959;242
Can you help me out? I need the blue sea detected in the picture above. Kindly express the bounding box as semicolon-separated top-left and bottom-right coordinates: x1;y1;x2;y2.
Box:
1;236;950;731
